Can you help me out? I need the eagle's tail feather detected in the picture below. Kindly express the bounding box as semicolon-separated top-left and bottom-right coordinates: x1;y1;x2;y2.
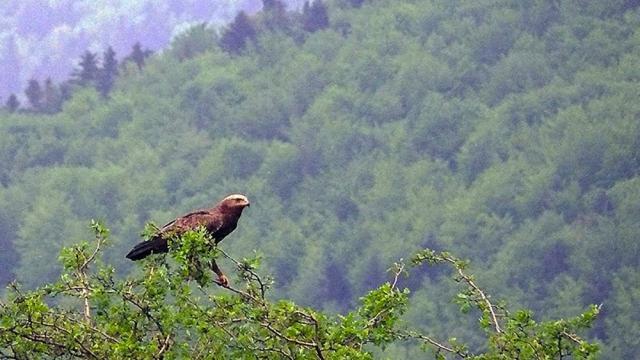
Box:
126;237;168;260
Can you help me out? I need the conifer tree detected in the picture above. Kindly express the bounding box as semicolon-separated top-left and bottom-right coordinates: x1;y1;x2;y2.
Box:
261;0;289;32
220;11;257;54
97;46;118;97
263;0;277;9
59;82;73;103
127;42;152;70
73;50;99;86
24;79;43;110
43;78;62;113
5;94;19;113
302;0;329;32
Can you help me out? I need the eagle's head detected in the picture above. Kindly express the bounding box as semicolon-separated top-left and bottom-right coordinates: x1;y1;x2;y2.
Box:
218;194;251;212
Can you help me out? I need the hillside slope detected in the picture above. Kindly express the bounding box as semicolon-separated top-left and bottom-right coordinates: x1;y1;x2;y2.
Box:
1;0;639;357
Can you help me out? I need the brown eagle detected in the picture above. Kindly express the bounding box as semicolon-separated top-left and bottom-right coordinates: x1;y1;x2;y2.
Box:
126;194;250;286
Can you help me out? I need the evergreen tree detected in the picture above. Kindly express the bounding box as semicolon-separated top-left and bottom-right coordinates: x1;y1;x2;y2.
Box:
73;50;99;86
5;93;19;112
59;81;73;103
220;11;257;54
170;24;218;61
97;46;118;97
24;79;43;110
302;0;329;32
261;0;290;32
127;42;152;70
43;77;62;113
302;1;310;27
262;0;279;9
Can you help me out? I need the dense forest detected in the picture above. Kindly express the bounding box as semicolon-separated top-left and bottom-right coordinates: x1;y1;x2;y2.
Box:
1;0;639;358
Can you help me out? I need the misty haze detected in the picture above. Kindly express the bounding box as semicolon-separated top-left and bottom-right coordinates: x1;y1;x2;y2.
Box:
0;1;639;358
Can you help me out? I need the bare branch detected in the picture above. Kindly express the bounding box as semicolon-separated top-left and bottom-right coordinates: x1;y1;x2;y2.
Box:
56;313;121;344
256;346;295;360
8;320;100;359
76;229;106;326
208;280;262;305
261;321;318;348
218;248;268;299
397;330;469;358
561;331;583;344
155;333;172;359
80;230;105;271
390;261;405;290
81;284;91;325
441;255;502;333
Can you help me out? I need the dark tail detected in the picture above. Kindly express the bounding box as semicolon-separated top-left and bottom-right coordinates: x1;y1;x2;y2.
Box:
126;237;168;260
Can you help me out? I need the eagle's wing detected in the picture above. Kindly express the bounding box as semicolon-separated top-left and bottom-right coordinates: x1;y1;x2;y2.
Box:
160;210;223;235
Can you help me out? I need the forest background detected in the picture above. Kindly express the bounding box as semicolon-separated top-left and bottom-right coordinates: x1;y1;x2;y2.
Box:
0;0;639;358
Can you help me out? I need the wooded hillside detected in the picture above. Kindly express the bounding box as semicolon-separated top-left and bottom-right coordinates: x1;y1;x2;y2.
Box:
1;1;639;357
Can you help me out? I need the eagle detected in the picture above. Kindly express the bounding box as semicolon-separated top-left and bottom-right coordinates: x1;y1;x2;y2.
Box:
126;194;250;286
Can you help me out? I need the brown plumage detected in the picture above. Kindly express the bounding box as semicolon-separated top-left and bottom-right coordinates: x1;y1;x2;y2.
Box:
126;194;250;286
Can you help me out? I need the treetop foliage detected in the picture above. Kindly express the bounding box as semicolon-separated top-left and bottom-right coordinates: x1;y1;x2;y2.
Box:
0;222;600;359
1;0;639;357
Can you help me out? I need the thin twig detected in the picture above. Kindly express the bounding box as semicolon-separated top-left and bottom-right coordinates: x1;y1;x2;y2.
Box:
245;342;295;360
218;249;267;299
398;330;468;358
80;232;104;271
363;262;406;329
207;281;263;305
442;255;502;333
199;246;325;357
10;321;100;359
77;233;105;326
261;322;318;348
7;328;91;358
56;313;121;344
263;347;295;360
561;331;583;344
390;262;405;290
121;292;165;335
306;313;325;360
155;333;172;359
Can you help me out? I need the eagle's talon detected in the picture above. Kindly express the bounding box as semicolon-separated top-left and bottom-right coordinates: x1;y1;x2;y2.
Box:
217;274;229;287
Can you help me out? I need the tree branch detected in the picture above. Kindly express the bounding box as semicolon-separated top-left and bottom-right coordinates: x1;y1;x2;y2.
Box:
121;291;165;336
397;330;469;358
261;321;319;349
441;254;502;333
390;261;405;290
218;248;268;299
561;331;583;344
76;228;106;326
155;333;172;359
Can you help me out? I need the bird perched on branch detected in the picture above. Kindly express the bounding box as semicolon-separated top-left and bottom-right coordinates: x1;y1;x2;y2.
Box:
126;194;250;286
